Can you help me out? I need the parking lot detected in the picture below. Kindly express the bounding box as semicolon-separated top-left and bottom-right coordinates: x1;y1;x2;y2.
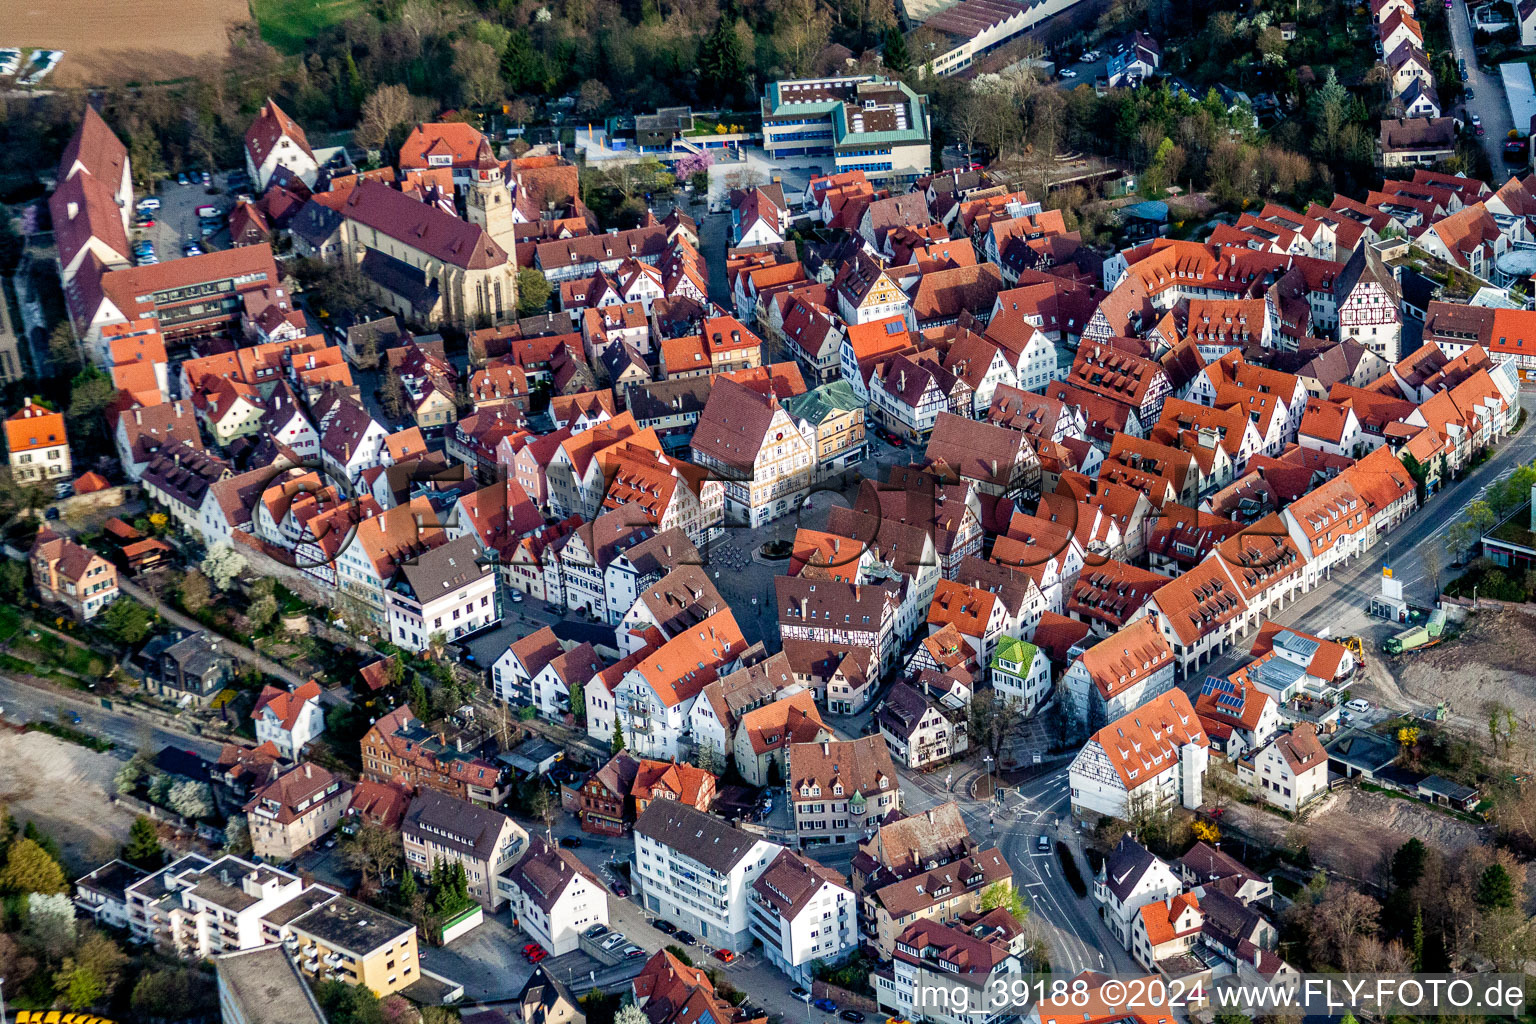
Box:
132;169;239;267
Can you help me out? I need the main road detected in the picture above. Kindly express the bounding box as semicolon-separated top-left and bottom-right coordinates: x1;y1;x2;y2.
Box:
0;673;226;761
1274;396;1536;642
902;759;1140;978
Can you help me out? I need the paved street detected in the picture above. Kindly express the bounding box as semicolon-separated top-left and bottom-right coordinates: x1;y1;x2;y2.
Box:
899;759;1138;979
1448;3;1514;168
0;673;224;761
1282;395;1536;637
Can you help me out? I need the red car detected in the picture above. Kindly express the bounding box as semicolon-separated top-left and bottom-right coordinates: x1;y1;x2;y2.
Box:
713;948;737;963
889;434;907;449
529;948;548;963
523;943;546;959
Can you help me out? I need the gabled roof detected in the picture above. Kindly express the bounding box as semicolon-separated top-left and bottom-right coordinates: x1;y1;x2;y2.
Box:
251;680;322;731
1074;617;1174;699
1090;690;1208;790
339;181;507;270
245;99;314;170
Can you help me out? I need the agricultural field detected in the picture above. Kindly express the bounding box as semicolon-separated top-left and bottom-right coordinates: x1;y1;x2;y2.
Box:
0;0;250;85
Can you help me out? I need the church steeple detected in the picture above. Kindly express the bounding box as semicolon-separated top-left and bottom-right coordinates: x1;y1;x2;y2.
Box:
465;138;514;251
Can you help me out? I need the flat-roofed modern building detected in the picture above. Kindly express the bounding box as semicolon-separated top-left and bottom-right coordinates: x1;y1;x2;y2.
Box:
761;77;932;185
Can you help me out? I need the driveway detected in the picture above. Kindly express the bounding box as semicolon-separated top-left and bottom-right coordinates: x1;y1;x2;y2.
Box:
1449;4;1515;168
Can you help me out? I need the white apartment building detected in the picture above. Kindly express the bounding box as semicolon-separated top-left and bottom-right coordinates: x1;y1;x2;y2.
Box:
633;801;782;952
748;849;857;986
386;534;500;652
502;837;610;954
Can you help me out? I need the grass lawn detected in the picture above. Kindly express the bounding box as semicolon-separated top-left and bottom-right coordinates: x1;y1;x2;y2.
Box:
250;0;367;53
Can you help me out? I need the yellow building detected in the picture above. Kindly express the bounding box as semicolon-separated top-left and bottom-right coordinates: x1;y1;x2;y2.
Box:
285;895;421;996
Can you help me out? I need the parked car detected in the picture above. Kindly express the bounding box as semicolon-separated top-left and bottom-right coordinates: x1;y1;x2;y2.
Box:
813;999;837;1012
558;836;583;848
529;948;548;963
713;949;738;964
841;1013;866;1022
585;924;609;939
183;241;204;256
1036;834;1050;852
791;989;813;1003
1060;68;1078;77
201;170;212;185
623;945;645;958
612;883;629;898
523;943;543;955
133;215;155;228
177;172;190;186
67;711;81;724
654;920;677;935
1345;698;1372;714
888;434;907;449
673;930;696;945
135;197;160;212
601;933;627;950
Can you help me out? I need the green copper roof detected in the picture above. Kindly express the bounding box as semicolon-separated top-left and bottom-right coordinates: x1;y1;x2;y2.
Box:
991;635;1038;669
784;379;863;424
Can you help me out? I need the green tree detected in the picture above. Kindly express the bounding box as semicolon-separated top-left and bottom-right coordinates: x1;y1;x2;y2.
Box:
1391;838;1426;890
398;866;419;898
1475;862;1516;911
883;26;911;71
0;560;25;602
568;677;585;722
131;967;220;1019
67;367;116;432
979;880;1028;921
612;717;626;754
1410;905;1424;970
0;836;65;894
698;19;746;104
247;594;279;634
54;931;127;1010
48;322;82;376
100;599;156;645
316;977;387;1024
123;815;163;868
501;30;549;93
1467;500;1497;539
517;267;553;316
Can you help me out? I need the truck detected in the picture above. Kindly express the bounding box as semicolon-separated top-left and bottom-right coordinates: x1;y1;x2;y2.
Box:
1384;609;1446;654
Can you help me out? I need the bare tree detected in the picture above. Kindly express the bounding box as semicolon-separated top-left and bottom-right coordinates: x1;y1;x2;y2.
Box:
1310;883;1381;971
357;85;424;149
1420;543;1442;595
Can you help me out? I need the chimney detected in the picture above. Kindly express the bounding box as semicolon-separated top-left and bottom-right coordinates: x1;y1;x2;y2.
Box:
133;408;141;425
304;763;312;779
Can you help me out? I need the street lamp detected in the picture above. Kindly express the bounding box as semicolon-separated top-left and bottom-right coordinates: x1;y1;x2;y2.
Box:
983;754;994;803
